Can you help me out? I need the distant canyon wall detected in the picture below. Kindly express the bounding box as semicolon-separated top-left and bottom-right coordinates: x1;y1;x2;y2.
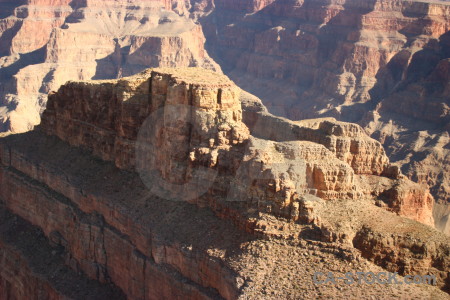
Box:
0;0;218;133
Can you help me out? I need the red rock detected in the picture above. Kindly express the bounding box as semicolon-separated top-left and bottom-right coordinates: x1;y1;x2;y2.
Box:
197;0;450;231
39;68;436;225
0;68;448;298
0;0;219;133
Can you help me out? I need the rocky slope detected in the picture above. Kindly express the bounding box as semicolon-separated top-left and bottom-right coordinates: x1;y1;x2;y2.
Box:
1;0;449;234
193;0;450;233
1;68;448;298
0;0;218;133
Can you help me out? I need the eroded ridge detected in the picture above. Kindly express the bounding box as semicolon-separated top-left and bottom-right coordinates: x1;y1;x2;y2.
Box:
0;68;448;298
40;68;435;226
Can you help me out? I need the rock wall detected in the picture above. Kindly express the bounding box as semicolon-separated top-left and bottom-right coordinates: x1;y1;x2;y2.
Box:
0;0;219;133
0;68;449;298
2;0;449;232
0;133;245;299
41;68;248;172
239;91;435;226
353;224;450;292
0;206;126;300
201;0;449;115
1;133;448;298
0;158;231;299
40;68;434;226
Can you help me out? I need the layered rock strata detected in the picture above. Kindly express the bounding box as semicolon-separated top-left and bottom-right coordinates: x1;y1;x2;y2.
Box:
194;0;450;232
200;0;450;117
0;68;449;298
2;0;449;234
240;91;435;225
39;68;433;225
0;0;218;133
0;206;126;300
0;137;448;298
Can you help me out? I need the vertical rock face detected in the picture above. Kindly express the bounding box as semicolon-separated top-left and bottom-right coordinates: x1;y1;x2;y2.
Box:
40;68;434;226
380;179;435;225
201;0;449;115
2;0;449;232
0;0;73;133
41;68;248;171
0;0;219;133
0;208;126;300
362;29;450;205
1;69;449;298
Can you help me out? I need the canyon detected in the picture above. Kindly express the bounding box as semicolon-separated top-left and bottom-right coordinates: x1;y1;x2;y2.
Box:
1;0;449;233
196;0;450;232
0;68;448;298
0;0;450;298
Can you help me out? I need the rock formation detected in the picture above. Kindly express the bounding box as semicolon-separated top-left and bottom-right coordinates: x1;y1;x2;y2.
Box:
199;0;449;115
2;0;449;234
0;0;218;133
0;0;449;295
193;0;450;233
39;68;434;225
1;68;448;298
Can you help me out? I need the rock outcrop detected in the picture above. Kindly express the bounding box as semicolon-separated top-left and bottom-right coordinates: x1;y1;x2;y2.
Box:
39;68;434;226
42;68;247;170
2;0;449;234
0;68;449;298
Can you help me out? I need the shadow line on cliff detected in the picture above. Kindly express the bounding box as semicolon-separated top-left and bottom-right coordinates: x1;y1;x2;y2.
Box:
92;42;151;80
0;45;47;81
0;1;26;19
364;31;450;128
0;20;23;57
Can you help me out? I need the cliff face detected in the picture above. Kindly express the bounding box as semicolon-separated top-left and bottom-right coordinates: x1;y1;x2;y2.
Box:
0;0;218;133
0;207;126;300
39;68;434;226
194;0;450;232
0;69;449;298
0;0;449;296
1;69;449;298
2;0;449;231
201;0;449;113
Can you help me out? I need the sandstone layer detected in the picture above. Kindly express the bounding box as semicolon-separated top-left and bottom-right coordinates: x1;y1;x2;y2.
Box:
198;0;450;116
1;133;448;299
193;0;450;232
2;0;449;235
1;68;447;298
40;68;435;226
0;0;219;133
0;206;126;300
